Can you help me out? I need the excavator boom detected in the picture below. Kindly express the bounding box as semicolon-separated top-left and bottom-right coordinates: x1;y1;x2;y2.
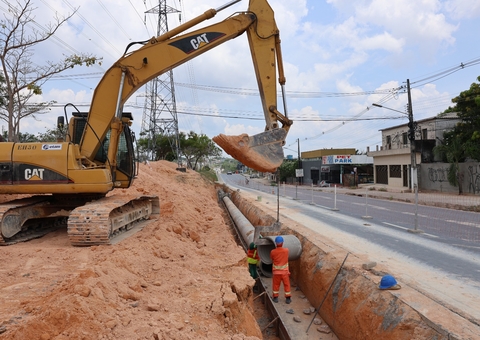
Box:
80;0;291;173
0;0;291;246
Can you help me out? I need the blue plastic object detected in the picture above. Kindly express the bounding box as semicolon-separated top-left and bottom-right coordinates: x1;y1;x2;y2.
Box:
379;275;398;289
275;236;284;244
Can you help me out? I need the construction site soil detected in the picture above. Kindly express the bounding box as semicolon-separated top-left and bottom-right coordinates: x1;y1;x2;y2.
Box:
1;160;479;340
0;161;265;340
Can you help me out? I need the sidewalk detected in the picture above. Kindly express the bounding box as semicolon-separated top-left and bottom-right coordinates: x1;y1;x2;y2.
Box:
322;183;480;212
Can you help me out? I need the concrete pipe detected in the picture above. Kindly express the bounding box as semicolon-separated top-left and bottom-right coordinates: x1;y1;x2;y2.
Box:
220;192;302;277
222;197;255;246
256;235;302;265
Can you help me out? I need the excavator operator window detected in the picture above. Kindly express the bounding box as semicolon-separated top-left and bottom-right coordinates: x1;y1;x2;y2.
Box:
116;125;134;177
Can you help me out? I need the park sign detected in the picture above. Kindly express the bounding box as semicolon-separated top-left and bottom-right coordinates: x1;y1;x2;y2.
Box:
322;155;373;165
295;169;304;177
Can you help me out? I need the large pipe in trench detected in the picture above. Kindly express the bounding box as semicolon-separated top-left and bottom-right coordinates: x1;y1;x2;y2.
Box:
221;193;302;277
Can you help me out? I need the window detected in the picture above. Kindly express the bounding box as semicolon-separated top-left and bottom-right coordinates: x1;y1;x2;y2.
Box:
402;132;408;145
422;128;428;140
386;135;391;146
389;165;401;178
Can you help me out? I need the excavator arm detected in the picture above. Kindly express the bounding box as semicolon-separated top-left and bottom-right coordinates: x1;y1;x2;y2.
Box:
80;0;292;173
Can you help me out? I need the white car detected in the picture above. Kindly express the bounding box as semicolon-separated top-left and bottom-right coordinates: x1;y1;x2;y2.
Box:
319;180;331;187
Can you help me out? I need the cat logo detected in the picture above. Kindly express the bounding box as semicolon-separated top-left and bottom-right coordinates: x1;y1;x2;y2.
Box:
190;33;210;50
25;168;45;180
169;32;225;54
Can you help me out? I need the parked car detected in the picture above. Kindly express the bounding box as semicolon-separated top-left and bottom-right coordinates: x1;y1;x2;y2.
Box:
227;172;232;175
319;180;331;187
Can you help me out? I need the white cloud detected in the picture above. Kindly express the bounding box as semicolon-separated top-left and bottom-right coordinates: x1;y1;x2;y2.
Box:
444;0;480;20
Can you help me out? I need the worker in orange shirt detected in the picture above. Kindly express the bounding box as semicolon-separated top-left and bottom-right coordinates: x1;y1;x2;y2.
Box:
270;236;291;304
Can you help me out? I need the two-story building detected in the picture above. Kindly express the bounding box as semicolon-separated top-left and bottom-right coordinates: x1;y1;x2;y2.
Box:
366;113;460;190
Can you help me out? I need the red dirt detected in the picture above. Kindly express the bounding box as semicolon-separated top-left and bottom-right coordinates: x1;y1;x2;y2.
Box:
0;161;266;340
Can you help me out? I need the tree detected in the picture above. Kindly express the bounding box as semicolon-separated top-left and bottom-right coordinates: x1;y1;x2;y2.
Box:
137;133;176;161
36;125;67;142
442;75;480;161
433;135;465;195
181;131;221;170
278;159;297;183
0;0;100;142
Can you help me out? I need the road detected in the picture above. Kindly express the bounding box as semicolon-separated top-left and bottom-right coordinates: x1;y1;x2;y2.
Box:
220;173;480;321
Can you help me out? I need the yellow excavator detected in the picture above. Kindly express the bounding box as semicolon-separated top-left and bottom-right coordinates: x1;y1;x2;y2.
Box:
0;0;292;246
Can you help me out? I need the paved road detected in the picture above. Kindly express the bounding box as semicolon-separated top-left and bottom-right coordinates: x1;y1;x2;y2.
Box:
220;173;480;321
224;174;480;247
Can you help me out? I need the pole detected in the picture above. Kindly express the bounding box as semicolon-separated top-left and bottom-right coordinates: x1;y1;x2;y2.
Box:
306;252;350;333
297;138;302;186
276;169;280;222
407;79;417;193
332;185;339;211
310;183;314;205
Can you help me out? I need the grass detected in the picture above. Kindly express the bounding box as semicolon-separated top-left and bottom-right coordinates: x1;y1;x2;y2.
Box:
198;168;217;182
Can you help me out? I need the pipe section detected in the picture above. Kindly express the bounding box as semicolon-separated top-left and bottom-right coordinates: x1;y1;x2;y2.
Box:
220;192;302;277
222;197;255;245
255;235;302;265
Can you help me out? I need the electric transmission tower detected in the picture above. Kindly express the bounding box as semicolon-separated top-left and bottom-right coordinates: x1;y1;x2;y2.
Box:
140;0;181;167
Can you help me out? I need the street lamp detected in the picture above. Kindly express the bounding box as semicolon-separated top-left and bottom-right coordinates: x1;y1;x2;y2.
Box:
371;103;406;115
372;102;417;192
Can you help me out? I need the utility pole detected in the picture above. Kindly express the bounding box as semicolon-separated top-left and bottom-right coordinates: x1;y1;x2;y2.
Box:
406;79;417;193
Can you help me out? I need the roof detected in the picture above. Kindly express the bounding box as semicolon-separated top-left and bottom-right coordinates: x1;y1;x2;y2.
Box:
301;148;356;159
379;112;460;132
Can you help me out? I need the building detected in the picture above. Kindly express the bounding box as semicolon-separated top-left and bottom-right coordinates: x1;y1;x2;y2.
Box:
366;113;460;189
300;148;373;186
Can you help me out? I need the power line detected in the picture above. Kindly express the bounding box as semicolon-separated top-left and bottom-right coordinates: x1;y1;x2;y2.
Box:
62;0;121;56
96;0;132;40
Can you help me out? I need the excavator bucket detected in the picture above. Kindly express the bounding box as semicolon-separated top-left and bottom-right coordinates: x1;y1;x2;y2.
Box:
213;128;287;173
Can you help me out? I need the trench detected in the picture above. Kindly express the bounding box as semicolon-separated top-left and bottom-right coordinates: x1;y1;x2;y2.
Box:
218;183;480;340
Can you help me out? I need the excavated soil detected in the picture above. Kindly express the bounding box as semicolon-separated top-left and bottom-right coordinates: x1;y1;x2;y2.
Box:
0;161;266;340
2;160;479;340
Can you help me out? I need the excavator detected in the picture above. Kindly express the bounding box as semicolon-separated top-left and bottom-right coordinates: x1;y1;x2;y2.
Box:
0;0;292;246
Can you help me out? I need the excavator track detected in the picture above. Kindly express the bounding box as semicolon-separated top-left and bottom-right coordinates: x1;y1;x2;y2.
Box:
67;195;160;246
0;196;73;246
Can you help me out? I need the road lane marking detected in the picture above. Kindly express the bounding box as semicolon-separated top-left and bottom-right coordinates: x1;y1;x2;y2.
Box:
383;222;438;238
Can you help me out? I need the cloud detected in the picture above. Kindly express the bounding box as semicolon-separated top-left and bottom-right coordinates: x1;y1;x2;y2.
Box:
444;0;480;20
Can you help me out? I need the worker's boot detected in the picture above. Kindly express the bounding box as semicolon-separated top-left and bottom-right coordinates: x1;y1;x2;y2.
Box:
286;297;291;304
272;297;278;303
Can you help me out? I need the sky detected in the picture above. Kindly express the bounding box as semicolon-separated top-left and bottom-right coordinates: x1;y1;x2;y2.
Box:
3;0;480;159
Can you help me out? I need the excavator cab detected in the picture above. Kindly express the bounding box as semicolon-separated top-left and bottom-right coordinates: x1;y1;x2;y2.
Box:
66;111;136;188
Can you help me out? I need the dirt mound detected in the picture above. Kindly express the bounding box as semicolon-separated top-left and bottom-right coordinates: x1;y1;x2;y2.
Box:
0;161;262;340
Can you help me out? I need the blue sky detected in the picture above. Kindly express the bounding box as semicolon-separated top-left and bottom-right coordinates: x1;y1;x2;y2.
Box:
5;0;480;158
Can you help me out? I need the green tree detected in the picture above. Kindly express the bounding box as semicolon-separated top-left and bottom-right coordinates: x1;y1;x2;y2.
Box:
433;135;465;194
137;133;176;161
182;131;221;170
36;125;67;142
221;158;238;173
442;75;480;161
0;0;101;142
278;159;297;182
